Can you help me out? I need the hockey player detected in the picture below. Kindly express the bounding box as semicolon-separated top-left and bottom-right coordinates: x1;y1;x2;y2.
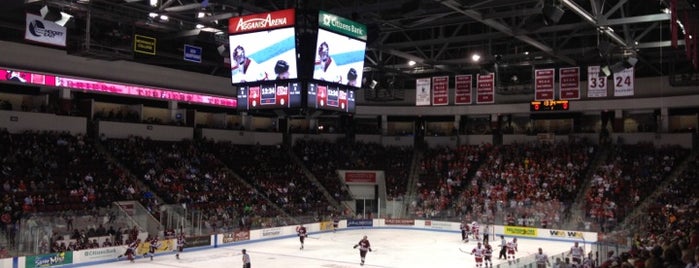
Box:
483;242;494;268
296;224;308;250
460;221;470;242
471;221;480;241
506;237;518;265
175;234;186;260
353;235;372;266
470;242;486;268
117;238;140;263
568;241;585;265
144;236;161;261
535;247;551;268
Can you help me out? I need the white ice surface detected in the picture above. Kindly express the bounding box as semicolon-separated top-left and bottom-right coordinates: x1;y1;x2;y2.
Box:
75;228;575;268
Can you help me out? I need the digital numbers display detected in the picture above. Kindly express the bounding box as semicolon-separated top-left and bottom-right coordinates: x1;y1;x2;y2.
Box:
530;100;570;111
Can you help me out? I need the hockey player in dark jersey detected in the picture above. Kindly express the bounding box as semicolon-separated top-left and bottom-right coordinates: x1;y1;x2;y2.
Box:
296;224;308;250
353;235;372;266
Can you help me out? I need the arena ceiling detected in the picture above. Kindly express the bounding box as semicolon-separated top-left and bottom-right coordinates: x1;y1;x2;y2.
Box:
0;0;697;90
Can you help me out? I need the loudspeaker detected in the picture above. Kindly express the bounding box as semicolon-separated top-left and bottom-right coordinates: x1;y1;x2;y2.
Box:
598;41;614;57
543;5;564;26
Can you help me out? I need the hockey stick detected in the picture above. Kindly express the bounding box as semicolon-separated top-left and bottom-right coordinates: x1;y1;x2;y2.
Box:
459;248;470;254
306;236;320;240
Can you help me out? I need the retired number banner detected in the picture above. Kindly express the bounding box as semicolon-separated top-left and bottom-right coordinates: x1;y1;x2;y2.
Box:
559;67;580;100
535;68;555;100
415;78;431;106
587;66;608;98
476;73;495;104
432;76;449;105
454;75;472;105
613;67;634;97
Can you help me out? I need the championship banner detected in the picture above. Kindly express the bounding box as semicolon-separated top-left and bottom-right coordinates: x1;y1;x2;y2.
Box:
587;66;608;98
534;68;555;100
476;73;495;104
454;74;472;105
25;13;67;47
559;67;580;100
431;76;449;105
415;78;431;106
613;67;634;97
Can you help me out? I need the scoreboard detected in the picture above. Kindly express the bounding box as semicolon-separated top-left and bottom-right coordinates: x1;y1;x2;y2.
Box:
530;100;570;111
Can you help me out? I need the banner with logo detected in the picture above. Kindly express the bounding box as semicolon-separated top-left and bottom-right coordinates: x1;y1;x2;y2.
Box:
587;66;607;98
344;172;376;183
222;230;250;243
73;247;121;263
347;219;373;227
559;67;580;100
384;219;415;225
26;252;73;267
136;239;174;255
415;78;431;106
431;76;449;105
454;74;472;105
534;68;555;100
503;226;538;237
262;227;283;237
25;13;67;47
476;73;495;104
613;67;635;96
320;221;334;231
229;9;295;34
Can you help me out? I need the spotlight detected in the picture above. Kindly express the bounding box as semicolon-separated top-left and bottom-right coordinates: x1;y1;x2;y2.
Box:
599;65;612;77
40;5;62;21
623;57;638;68
471;53;481;62
40;5;73;27
369;80;378;89
217;44;228;56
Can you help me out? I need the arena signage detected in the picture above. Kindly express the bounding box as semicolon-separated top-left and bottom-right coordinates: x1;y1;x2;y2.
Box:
384;219;415;225
262;227;283;237
347;219;373;227
504;226;538;237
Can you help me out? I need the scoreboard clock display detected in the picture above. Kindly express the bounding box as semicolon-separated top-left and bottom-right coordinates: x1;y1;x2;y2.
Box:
530;100;570;111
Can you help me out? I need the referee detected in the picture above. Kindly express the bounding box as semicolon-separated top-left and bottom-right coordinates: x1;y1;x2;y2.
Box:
498;235;507;260
242;249;251;268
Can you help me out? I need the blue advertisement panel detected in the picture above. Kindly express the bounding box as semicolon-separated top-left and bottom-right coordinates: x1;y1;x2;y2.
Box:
347;219;373;227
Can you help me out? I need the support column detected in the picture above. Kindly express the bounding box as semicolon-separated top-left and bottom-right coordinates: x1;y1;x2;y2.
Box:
613;109;624;133
660;107;669;133
381;115;388;135
454;115;461;135
309;118;318;133
241;112;252;131
58;87;72;115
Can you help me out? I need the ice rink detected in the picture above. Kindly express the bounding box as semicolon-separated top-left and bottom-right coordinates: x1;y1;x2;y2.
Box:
77;228;578;268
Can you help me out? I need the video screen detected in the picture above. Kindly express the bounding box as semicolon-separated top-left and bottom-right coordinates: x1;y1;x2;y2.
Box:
307;82;355;113
228;27;298;84
0;68;57;86
237;81;301;110
312;28;366;89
